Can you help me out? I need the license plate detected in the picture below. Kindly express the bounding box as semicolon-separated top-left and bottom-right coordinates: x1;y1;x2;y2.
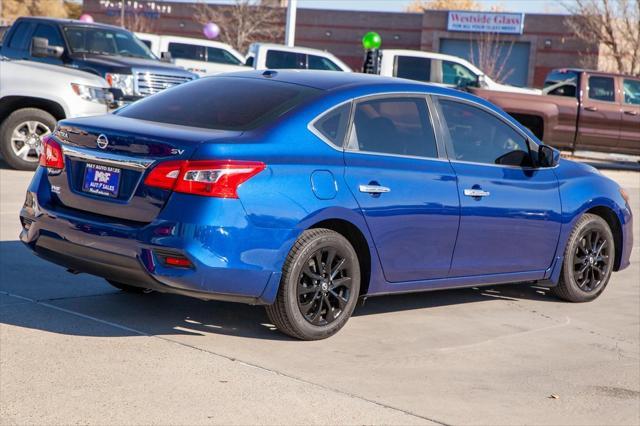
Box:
82;163;121;198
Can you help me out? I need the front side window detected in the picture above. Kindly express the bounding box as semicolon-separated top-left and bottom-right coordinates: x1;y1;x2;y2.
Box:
439;99;532;167
117;77;320;130
207;47;242;65
441;61;477;87
544;70;579;97
312;103;351;147
588;76;615;102
33;24;64;48
265;50;305;69
308;54;340;71
623;79;640;105
8;22;31;50
168;42;205;61
63;26;155;59
348;97;438;158
394;56;431;82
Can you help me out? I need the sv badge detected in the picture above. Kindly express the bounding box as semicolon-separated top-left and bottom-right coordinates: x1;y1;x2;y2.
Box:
171;148;185;155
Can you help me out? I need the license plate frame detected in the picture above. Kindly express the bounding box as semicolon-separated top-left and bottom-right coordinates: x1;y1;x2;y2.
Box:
82;163;122;198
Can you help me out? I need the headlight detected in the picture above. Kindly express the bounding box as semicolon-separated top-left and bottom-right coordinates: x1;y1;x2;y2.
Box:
71;83;114;104
105;73;135;96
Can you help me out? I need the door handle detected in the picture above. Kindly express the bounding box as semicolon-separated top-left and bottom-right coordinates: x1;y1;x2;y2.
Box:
359;184;391;194
464;189;490;197
623;110;639;116
584;106;598;112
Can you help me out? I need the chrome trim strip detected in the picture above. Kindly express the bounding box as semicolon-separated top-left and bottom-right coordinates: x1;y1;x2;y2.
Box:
62;145;155;170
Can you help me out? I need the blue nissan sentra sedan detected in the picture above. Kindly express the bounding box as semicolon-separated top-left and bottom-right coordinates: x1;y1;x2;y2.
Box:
20;70;633;340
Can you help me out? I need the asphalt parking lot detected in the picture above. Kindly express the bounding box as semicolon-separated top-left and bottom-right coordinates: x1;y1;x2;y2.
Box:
1;166;639;425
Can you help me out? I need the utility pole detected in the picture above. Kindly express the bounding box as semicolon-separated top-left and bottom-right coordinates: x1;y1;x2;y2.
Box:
284;0;297;47
120;0;125;28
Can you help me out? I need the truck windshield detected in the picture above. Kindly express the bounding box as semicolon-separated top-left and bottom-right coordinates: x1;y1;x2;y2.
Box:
63;26;156;59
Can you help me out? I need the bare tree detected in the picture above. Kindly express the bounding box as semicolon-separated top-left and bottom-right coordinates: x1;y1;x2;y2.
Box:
124;12;157;33
194;0;284;53
469;32;515;84
406;0;482;12
566;0;640;76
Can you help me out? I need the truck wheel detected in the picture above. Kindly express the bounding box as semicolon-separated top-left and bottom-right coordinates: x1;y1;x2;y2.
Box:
552;213;615;302
0;108;56;170
266;228;360;340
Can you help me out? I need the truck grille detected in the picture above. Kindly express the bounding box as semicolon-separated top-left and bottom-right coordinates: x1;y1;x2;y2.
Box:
135;72;193;96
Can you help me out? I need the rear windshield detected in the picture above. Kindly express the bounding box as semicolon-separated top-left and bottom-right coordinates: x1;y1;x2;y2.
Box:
117;77;321;130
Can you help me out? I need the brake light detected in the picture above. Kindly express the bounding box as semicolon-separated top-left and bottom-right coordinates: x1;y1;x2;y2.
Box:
144;160;265;198
39;136;64;170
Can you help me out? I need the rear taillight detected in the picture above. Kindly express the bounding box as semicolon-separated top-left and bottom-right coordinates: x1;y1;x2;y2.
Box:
39;136;64;170
144;160;265;198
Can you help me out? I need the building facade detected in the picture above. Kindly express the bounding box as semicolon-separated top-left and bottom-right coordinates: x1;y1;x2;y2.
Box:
83;0;599;88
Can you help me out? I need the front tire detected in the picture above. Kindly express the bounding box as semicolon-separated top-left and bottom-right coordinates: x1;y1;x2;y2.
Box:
552;213;615;302
266;228;360;340
0;108;56;170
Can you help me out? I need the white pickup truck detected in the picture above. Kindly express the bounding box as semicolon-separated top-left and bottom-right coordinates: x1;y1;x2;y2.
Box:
0;58;112;170
246;43;352;72
379;49;540;94
136;33;247;76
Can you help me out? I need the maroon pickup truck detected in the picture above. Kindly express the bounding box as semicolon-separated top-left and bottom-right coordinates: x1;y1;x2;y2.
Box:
471;69;640;155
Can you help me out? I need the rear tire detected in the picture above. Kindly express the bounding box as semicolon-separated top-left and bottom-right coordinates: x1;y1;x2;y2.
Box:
266;228;360;340
552;213;614;302
0;108;56;170
106;279;153;294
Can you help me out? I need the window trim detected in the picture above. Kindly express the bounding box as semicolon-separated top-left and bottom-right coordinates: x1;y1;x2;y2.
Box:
433;94;550;170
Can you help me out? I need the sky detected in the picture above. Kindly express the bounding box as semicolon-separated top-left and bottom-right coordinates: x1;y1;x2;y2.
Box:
168;0;573;14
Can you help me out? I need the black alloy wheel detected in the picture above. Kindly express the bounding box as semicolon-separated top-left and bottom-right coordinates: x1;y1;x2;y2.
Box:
572;228;611;292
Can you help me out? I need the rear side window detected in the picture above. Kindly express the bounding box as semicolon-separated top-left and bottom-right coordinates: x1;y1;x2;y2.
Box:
312;103;351;147
308;54;340;71
118;77;321;130
348;97;438;158
588;76;615;102
394;56;431;82
8;22;32;50
623;79;640;105
266;50;305;69
169;42;205;61
33;24;64;48
207;47;242;65
438;99;532;167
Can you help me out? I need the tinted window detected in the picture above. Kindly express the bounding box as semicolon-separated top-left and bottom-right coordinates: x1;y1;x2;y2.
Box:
168;42;205;60
8;22;31;50
140;39;152;48
544;70;579;97
118;77;320;130
442;61;477;87
207;47;242;65
394;56;431;82
588;76;615;102
63;26;155;59
348;97;437;158
308;54;340;71
33;24;64;48
266;50;305;69
623;79;640;105
313;103;350;146
245;55;254;67
439;99;532;167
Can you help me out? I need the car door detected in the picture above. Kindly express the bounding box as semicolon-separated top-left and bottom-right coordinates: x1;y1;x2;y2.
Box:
343;95;460;282
576;75;621;151
435;97;562;277
620;77;640;156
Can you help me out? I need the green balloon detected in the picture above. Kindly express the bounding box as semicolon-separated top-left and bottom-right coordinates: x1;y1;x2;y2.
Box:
362;31;381;50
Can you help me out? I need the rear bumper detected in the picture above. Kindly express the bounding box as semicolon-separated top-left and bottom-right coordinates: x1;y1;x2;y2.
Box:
19;175;295;305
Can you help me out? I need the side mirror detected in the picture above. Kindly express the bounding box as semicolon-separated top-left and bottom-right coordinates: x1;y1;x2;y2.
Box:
31;37;63;58
476;74;487;88
538;144;560;168
160;51;173;62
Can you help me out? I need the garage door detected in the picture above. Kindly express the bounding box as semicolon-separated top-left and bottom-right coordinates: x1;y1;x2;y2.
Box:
439;38;531;87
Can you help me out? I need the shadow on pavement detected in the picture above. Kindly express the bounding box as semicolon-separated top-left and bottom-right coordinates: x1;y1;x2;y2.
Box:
0;239;560;341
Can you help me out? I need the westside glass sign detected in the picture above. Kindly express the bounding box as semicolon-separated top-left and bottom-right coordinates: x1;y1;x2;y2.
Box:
447;11;525;35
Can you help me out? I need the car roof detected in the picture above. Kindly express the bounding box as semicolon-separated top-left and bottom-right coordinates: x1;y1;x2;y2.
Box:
18;16;124;31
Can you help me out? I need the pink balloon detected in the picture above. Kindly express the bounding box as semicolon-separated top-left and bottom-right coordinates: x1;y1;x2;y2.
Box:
79;14;94;23
203;23;220;40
